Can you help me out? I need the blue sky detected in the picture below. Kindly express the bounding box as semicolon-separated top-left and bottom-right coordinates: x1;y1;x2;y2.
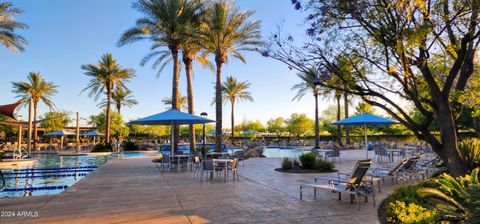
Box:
0;0;337;127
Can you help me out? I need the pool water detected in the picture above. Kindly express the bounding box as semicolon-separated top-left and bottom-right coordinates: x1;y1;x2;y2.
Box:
0;154;108;197
262;147;310;158
120;152;155;158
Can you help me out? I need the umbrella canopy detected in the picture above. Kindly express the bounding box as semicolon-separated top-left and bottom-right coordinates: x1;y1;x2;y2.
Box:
129;109;214;125
242;130;260;135
129;109;215;155
332;113;399;126
332;113;399;159
83;131;104;137
207;130;227;135
44;130;76;136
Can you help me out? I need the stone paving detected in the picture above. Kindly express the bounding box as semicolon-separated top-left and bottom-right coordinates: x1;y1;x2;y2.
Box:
0;150;402;224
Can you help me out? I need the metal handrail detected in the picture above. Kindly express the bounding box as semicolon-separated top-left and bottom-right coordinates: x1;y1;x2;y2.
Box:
0;170;5;191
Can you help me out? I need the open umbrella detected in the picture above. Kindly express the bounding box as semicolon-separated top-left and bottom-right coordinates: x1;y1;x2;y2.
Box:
44;130;76;150
207;130;227;135
332;113;399;158
129;109;215;155
82;131;104;145
242;130;260;135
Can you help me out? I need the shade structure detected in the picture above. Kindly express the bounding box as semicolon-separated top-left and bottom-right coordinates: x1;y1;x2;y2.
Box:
0;101;21;119
44;130;76;150
207;130;227;135
129;110;215;154
83;131;104;136
332;113;399;159
242;130;260;135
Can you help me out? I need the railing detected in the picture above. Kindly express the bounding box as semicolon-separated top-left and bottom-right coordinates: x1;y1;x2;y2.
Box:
0;170;5;191
12;148;29;160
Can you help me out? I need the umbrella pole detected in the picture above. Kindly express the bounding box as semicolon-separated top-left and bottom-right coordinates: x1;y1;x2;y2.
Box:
171;121;174;155
61;135;64;150
364;124;368;159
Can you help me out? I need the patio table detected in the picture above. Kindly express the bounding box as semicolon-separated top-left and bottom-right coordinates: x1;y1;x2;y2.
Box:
170;155;190;172
386;149;405;163
213;158;233;182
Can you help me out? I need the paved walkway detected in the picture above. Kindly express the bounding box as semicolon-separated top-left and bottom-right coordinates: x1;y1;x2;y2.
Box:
0;151;397;224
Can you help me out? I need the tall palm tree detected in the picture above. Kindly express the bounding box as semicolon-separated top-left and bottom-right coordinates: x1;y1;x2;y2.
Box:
221;76;253;145
322;75;344;145
0;2;27;52
12;72;58;150
162;95;188;112
118;0;202;153
200;0;262;152
81;53;135;145
292;68;323;149
98;87;138;114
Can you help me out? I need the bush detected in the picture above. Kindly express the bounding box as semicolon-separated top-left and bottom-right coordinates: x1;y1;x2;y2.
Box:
123;141;140;151
299;152;316;169
91;143;112;152
195;146;210;155
281;157;293;170
459;138;480;171
314;158;334;171
386;201;437;224
293;158;300;167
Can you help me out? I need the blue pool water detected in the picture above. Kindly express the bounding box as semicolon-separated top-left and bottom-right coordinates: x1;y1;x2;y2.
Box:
262;147;310;158
120;152;154;158
0;154;108;197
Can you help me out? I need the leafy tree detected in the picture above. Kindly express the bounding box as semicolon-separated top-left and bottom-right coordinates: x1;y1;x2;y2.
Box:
12;72;58;150
89;111;127;137
99;88;138;114
221;76;253;144
266;0;480;176
285;113;313;137
81;53;135;144
200;0;262;151
234;119;265;133
292;68;323;148
119;0;203;153
0;114;18;139
0;2;27;52
40;111;71;131
128;124;169;137
266;117;286;136
355;100;375;115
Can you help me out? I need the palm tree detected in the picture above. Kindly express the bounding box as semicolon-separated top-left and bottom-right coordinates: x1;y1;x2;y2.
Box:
221;76;253;145
98;87;138;114
12;72;58;150
292;68;323;149
81;53;135;144
200;0;262;152
118;0;202;153
322;76;344;145
0;2;27;52
162;95;188;112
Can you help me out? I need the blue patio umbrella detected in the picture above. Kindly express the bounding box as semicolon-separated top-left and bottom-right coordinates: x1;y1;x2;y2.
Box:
44;130;76;150
207;130;227;135
82;131;104;145
332;113;399;158
129;109;215;154
242;130;260;135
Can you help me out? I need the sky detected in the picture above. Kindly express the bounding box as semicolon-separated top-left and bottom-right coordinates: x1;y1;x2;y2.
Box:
0;0;341;127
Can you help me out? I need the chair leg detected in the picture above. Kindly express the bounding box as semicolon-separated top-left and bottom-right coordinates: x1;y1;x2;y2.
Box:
300;186;303;200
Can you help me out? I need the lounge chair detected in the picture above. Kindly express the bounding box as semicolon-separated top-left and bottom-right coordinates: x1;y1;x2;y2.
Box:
315;159;381;191
397;154;424;182
300;160;375;210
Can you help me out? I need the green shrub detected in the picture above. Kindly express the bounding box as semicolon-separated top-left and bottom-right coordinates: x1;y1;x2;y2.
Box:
281;157;293;170
292;158;300;167
299;152;316;169
459;138;480;171
91;143;112;152
123;141;140;151
314;158;334;171
386;201;437;224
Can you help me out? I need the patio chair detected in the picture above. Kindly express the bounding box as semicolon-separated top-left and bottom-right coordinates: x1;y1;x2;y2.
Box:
325;149;340;163
227;158;239;181
156;154;173;173
200;159;222;181
192;156;202;179
397;154;424;182
300;160;375;210
233;150;246;166
374;148;388;163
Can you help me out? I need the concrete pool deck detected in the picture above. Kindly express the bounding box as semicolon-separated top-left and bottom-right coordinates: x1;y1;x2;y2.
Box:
0;150;402;224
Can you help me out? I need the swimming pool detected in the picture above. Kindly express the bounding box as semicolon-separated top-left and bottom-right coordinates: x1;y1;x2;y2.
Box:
262;147;311;158
0;154;108;197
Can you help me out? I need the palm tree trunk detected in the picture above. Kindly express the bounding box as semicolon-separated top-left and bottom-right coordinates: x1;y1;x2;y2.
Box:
106;86;112;146
215;61;223;152
171;48;180;154
231;100;235;145
33;102;38;151
314;93;320;149
336;95;342;145
344;92;350;145
184;59;196;155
